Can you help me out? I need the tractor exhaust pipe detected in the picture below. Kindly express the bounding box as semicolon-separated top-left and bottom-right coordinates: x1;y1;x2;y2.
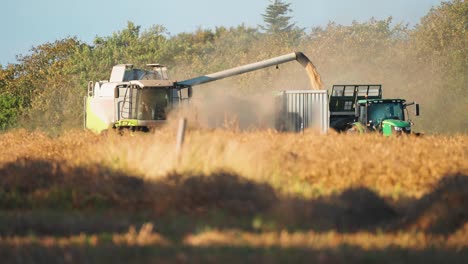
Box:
177;52;323;90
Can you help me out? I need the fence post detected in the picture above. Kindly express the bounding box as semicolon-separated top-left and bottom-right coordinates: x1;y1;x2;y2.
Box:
175;118;187;158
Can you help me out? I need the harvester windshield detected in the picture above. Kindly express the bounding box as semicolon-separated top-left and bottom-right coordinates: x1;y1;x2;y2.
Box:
137;89;168;120
367;102;405;125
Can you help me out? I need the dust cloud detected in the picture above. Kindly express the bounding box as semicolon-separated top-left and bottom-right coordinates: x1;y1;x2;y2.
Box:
180;86;278;131
170;56;324;131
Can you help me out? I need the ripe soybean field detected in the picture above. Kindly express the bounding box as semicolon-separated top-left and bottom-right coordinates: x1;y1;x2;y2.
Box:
0;128;467;263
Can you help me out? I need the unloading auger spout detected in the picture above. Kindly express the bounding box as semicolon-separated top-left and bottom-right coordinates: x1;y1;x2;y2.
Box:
176;52;324;90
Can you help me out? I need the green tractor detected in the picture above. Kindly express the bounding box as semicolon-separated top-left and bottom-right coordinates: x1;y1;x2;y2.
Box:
329;85;420;136
352;98;420;135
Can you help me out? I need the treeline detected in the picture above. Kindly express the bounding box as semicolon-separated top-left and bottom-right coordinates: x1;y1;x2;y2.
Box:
0;0;466;134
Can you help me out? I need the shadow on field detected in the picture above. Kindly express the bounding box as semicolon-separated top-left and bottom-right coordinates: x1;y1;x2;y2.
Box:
273;187;398;233
0;244;467;264
396;175;468;234
0;158;276;214
276;174;468;235
0;158;467;237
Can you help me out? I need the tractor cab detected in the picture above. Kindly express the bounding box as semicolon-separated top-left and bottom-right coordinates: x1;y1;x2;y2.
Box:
354;99;420;136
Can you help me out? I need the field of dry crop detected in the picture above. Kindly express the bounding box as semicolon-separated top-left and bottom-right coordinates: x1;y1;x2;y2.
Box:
0;127;467;263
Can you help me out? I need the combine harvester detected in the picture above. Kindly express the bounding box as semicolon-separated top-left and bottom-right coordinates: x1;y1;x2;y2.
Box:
84;52;420;136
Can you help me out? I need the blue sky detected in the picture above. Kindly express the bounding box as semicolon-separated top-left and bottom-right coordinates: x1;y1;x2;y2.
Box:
1;0;443;66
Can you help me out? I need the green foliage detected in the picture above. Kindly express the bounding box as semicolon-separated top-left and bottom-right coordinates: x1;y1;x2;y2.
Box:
414;0;467;66
260;0;304;43
0;0;465;134
412;0;467;97
261;0;296;34
0;93;22;130
305;17;410;79
12;38;84;133
410;0;467;132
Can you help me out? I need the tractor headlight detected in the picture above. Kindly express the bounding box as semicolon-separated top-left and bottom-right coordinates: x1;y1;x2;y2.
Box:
393;126;403;132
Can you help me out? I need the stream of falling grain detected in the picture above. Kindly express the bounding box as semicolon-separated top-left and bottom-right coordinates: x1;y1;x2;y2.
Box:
295;52;324;90
304;61;324;90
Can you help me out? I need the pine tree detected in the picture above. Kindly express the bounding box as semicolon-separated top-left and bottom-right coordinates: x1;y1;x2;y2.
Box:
261;0;296;34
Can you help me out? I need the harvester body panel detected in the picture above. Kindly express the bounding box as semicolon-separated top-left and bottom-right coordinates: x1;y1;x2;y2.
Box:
85;96;114;133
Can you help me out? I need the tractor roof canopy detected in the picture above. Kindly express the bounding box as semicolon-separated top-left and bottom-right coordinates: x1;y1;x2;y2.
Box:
358;99;406;104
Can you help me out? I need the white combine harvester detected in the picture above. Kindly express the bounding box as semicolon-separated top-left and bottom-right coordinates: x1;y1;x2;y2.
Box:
83;52;329;133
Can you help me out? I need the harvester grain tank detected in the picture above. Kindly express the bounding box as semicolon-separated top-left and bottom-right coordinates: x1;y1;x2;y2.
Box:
84;52;325;133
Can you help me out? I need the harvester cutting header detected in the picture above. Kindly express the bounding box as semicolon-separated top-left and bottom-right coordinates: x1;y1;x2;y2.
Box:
84;52;323;133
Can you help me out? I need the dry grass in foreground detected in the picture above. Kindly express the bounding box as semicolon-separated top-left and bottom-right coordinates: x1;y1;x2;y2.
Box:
0;128;467;263
1;128;465;198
